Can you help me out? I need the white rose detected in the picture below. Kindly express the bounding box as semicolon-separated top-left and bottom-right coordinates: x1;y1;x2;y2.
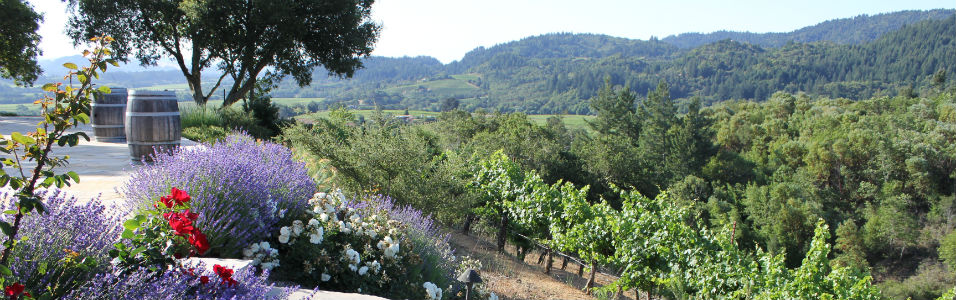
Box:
489;292;498;300
310;233;323;244
358;266;368;275
242;248;254;258
321;273;331;281
292;220;305;235
278;234;290;244
279;226;291;236
259;241;271;250
319;213;329;222
309;219;320;227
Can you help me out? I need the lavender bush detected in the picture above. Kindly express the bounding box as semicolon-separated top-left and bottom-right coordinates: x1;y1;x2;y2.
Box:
0;189;121;296
64;266;296;300
122;133;315;257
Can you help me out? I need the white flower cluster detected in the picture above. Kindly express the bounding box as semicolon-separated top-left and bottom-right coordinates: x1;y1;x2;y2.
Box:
278;218;324;245
423;282;443;300
489;292;498;300
242;241;280;271
376;235;401;259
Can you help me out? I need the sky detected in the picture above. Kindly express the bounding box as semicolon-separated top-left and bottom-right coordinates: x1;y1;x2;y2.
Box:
29;0;955;64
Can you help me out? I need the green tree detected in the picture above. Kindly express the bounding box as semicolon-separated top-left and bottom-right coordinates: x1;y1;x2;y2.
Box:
0;0;43;85
67;0;380;106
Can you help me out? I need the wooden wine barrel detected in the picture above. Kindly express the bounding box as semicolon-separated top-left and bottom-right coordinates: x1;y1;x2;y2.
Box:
126;90;181;164
91;87;127;142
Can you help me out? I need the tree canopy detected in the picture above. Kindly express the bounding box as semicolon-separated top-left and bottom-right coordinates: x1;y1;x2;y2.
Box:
67;0;380;106
0;0;43;85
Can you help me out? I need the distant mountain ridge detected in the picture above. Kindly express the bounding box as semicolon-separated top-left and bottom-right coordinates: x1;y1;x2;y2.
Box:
661;9;955;48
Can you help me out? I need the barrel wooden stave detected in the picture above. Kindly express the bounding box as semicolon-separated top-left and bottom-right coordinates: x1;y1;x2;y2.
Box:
91;87;127;143
126;90;181;164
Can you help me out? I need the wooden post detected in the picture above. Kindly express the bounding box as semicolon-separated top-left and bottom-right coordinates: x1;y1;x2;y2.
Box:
545;248;553;275
496;214;508;253
578;262;584;277
461;213;474;235
561;255;568;270
584;260;596;295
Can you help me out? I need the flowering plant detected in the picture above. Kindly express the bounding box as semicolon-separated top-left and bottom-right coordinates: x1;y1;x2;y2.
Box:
110;188;211;273
121;133;315;257
265;191;425;297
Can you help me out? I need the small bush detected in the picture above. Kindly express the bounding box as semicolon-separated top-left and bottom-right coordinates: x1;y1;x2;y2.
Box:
65;265;294;300
0;189;121;297
262;191;461;299
121;133;315;257
180;105;224;129
182;126;229;144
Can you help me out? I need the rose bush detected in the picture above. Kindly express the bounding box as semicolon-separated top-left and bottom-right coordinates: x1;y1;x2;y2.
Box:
122;133;315;257
255;190;466;299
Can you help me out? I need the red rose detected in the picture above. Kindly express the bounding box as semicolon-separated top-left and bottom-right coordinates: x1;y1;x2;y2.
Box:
160;195;176;209
200;276;210;284
166;212;195;236
170;187;191;205
4;283;25;297
213;264;237;286
182;209;199;221
189;231;210;255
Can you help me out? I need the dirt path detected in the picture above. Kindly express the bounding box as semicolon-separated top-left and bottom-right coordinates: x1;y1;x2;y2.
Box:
448;231;639;300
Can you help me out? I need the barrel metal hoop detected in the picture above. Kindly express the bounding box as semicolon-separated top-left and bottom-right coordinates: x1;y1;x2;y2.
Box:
91;104;127;107
91;125;125;128
126;112;180;117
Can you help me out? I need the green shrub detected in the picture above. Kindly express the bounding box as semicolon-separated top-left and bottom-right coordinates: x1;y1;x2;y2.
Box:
180;105;224;129
182;125;229;144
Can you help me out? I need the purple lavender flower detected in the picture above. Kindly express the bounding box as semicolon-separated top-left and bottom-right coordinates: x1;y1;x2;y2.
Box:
121;133;315;257
0;189;121;294
65;266;296;300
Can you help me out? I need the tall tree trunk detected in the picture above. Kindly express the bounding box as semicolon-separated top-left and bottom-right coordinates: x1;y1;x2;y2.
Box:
537;250;546;264
496;213;508;253
461;213;475;235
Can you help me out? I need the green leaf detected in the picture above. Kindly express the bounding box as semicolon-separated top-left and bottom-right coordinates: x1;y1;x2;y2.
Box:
0;222;12;236
121;229;135;240
63;62;78;70
67;171;80;183
107;59;120;67
0;264;11;277
122;219;141;231
10;132;35;145
97;86;112;94
42;83;57;92
2;210;15;215
75;113;90;124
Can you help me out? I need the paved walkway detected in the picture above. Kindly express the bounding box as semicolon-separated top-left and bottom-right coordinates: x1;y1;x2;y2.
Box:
0;117;386;300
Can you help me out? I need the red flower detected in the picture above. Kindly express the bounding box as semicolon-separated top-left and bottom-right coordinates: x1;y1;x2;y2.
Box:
170;187;191;205
4;283;27;298
213;264;237;286
189;231;210;255
165;212;195;236
200;276;210;284
160;195;176;209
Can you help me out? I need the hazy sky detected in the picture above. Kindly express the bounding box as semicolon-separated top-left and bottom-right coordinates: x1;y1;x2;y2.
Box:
30;0;955;63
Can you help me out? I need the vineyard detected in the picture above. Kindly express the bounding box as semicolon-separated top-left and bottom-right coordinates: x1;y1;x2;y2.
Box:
472;151;882;299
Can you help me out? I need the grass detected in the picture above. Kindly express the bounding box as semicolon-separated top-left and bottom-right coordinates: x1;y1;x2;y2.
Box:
384;78;479;95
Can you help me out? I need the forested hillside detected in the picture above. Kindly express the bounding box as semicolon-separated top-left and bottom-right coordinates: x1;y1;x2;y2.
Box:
661;9;955;48
2;9;952;115
269;12;954;114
